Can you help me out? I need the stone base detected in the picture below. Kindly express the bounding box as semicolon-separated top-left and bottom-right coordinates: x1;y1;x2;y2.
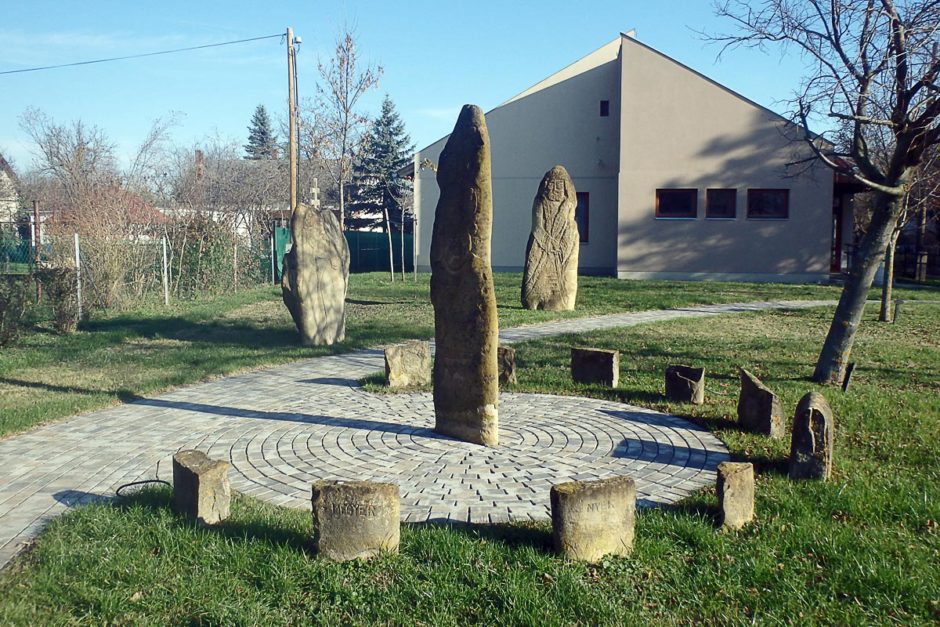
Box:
717;462;754;530
311;480;400;561
737;368;784;438
172;450;231;526
550;475;635;562
384;340;432;388
498;346;518;385
571;348;619;387
665;365;705;404
789;392;834;481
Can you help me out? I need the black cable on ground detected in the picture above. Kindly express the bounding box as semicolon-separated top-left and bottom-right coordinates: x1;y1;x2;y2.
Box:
115;479;171;498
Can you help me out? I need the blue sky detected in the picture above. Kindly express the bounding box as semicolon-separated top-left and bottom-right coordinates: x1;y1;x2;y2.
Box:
0;1;811;172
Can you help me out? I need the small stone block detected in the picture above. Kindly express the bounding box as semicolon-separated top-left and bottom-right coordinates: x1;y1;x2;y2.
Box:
311;480;400;561
498;345;518;385
737;368;785;438
384;340;432;388
550;475;635;562
789;392;834;481
665;365;705;404
571;348;619;387
172;450;231;526
717;462;754;530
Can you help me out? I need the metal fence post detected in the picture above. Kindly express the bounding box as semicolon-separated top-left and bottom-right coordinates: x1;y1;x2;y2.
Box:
233;240;238;292
161;235;169;306
74;233;83;321
270;233;276;284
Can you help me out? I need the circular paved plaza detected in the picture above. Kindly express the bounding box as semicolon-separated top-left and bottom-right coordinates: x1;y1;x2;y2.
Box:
6;301;832;567
189;386;728;523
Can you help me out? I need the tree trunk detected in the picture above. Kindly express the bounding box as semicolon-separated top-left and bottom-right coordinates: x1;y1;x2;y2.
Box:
915;202;928;282
879;230;899;322
339;178;345;232
813;190;906;384
384;206;394;282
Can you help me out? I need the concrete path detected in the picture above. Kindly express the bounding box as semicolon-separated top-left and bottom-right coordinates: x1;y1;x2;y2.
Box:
0;299;835;570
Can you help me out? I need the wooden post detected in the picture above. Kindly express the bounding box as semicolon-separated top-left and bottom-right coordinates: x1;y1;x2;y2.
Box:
74;233;82;321
287;27;298;214
162;235;169;306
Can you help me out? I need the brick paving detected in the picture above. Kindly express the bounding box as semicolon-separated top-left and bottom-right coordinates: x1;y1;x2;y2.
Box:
0;299;834;569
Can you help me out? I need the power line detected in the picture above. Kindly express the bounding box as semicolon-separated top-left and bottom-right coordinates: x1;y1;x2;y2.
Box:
0;33;284;76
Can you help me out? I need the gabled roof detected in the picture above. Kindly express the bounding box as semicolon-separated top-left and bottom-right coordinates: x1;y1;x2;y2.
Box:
0;153;17;183
415;33;816;156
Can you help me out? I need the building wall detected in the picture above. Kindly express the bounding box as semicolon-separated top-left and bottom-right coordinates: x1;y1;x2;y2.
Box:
0;169;18;223
415;38;622;274
617;36;834;282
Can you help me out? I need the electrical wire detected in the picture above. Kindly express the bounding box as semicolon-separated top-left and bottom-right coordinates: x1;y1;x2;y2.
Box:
0;33;284;76
115;479;171;497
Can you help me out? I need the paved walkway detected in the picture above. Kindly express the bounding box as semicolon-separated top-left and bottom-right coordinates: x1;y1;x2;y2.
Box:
0;299;835;569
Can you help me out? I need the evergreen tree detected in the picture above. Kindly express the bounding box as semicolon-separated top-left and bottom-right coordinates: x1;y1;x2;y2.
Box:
347;95;414;232
244;105;278;160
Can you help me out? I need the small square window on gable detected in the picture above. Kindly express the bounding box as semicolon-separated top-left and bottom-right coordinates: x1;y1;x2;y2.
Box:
599;100;610;117
706;189;736;219
656;189;697;219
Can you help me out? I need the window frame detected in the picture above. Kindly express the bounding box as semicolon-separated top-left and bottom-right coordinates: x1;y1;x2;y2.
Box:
705;188;737;220
655;188;698;219
746;188;790;220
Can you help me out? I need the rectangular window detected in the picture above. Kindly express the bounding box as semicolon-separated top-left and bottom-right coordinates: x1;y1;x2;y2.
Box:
655;189;697;218
599;100;610;117
575;192;589;243
747;189;789;219
706;188;736;219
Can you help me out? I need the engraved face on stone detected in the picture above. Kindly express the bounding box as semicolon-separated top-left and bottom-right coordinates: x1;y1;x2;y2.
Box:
546;177;565;202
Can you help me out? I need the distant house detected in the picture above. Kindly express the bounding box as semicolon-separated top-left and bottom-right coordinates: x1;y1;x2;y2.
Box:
413;33;860;282
0;153;19;224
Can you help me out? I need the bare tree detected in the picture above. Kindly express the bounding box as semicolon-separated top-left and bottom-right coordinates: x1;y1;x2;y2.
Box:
313;29;382;231
712;0;940;384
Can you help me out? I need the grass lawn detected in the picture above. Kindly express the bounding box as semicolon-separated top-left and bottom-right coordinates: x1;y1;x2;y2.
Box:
0;301;937;624
1;271;909;438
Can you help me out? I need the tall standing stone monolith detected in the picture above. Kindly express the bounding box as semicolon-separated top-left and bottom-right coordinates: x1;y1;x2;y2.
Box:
521;166;579;311
281;202;351;346
430;105;499;447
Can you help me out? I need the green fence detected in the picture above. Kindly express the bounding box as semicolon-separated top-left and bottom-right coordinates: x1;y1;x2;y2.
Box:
0;224;33;275
272;228;414;280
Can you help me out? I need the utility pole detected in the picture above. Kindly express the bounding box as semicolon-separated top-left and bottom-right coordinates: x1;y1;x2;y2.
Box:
287;27;299;213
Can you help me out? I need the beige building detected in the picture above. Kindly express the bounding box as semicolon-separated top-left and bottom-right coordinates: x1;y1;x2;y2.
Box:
413;33;856;282
0;154;18;224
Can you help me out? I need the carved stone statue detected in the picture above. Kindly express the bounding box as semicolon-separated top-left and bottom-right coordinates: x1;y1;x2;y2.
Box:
521;165;579;311
429;105;499;447
281;203;350;345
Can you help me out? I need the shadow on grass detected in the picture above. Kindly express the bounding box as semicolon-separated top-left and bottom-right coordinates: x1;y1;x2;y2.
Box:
414;520;553;553
0;377;144;403
113;487;312;552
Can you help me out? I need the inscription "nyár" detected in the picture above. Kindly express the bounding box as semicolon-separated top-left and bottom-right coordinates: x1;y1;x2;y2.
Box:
330;502;378;517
